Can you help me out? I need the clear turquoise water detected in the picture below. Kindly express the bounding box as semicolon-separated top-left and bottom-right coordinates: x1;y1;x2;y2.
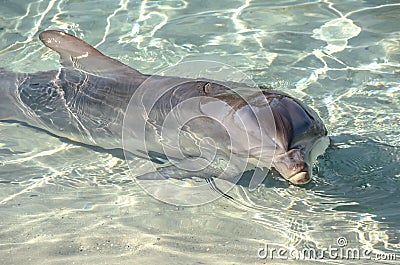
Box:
0;0;399;264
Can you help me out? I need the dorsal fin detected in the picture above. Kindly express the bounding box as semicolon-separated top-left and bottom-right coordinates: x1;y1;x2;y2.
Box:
39;30;142;77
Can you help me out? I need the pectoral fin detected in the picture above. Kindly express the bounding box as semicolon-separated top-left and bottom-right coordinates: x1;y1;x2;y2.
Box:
136;163;235;201
136;158;218;181
248;167;269;191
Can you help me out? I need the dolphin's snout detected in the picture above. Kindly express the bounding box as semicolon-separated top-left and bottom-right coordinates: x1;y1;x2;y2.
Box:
272;149;311;185
288;168;310;185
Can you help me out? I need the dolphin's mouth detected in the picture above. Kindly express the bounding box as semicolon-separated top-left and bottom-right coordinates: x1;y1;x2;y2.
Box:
272;148;311;185
287;171;310;185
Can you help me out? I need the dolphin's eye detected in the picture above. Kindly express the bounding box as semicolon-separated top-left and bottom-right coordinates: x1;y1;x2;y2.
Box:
203;82;212;94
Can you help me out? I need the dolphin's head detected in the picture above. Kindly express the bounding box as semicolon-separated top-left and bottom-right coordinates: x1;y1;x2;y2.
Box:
197;82;329;185
264;92;329;184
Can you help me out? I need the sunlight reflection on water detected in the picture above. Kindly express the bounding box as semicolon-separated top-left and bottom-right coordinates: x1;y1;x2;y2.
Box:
0;0;399;264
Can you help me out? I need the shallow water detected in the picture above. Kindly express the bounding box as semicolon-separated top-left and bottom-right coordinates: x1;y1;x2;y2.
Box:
0;0;399;264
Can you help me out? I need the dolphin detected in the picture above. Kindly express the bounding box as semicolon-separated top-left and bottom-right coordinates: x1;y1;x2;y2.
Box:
0;30;329;187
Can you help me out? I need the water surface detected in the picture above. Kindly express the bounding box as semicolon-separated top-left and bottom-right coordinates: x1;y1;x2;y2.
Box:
0;0;399;264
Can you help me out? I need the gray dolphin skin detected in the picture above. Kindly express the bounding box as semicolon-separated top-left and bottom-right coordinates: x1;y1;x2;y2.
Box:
0;30;329;186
